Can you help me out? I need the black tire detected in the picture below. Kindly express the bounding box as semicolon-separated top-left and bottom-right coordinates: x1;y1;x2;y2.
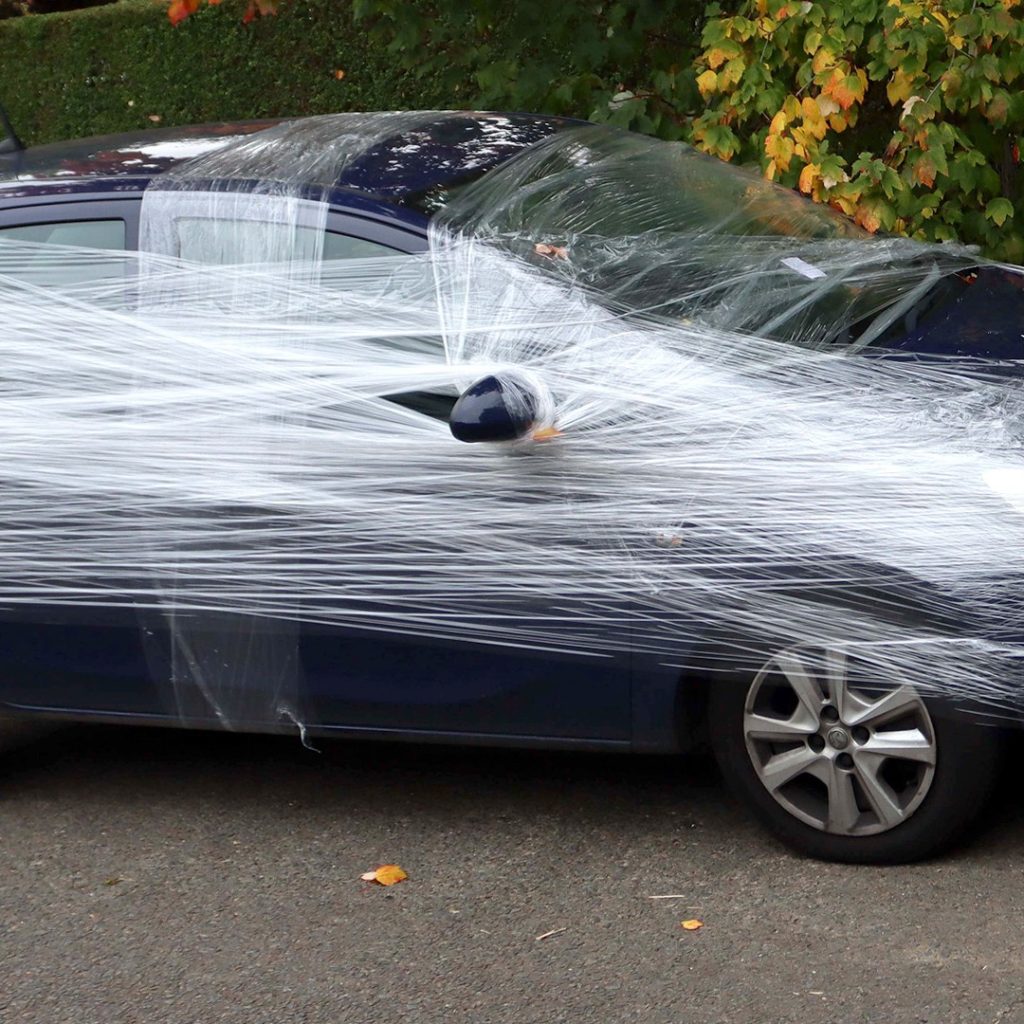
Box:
709;668;1001;864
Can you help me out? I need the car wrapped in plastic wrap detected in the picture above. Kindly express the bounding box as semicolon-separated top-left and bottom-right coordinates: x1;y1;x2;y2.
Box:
0;111;1021;861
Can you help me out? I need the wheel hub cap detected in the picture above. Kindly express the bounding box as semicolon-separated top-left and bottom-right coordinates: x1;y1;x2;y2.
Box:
826;727;850;750
742;646;938;837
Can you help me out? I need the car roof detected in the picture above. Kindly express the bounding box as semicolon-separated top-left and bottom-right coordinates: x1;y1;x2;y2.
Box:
0;119;280;184
0;112;582;214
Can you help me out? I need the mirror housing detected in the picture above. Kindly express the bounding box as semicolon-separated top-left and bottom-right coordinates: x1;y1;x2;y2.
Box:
449;374;538;443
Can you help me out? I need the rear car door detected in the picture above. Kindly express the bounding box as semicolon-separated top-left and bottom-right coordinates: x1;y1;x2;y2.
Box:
0;197;160;714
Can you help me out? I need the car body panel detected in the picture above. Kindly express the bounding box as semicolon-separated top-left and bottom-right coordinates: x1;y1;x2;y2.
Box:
0;611;634;743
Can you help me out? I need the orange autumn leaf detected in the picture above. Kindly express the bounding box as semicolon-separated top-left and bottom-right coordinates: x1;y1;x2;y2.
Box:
533;243;569;260
914;153;937;188
827;111;850;133
681;919;704;931
854;202;882;233
361;864;408;886
799;97;827;141
696;69;719;98
168;0;271;25
531;426;563;441
764;132;795;171
829;194;857;216
887;70;914;106
824;68;866;111
828;78;858;111
798;162;820;195
167;0;201;26
705;47;733;70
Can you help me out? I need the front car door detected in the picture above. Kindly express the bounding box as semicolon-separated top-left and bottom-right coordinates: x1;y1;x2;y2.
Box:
0;194;632;744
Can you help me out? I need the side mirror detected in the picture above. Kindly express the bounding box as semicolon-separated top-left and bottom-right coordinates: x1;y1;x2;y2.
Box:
449;374;540;443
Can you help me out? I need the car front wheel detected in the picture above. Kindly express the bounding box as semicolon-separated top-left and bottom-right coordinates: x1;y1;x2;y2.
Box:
709;644;1000;863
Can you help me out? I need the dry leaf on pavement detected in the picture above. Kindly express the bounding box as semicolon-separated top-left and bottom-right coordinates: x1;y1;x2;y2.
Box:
360;864;408;886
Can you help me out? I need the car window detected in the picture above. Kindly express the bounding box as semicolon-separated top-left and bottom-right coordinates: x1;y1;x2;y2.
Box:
171;216;318;264
323;232;399;261
0;218;125;249
0;218;128;286
170;218;402;264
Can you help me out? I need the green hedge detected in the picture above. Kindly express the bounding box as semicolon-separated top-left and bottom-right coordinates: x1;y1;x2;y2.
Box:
0;0;708;148
0;0;468;145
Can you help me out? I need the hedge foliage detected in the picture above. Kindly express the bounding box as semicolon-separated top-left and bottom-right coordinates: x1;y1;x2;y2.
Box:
0;0;709;146
0;0;461;145
3;0;1024;256
351;0;707;140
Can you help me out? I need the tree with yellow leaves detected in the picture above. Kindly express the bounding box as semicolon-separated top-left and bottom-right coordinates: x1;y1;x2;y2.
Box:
690;0;1024;258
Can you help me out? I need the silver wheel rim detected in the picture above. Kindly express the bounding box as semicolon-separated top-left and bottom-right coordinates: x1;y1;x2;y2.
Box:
742;646;937;836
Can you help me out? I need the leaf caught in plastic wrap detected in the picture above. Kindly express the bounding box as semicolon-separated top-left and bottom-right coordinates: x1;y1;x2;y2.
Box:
533;242;569;259
530;425;562;441
361;865;408;886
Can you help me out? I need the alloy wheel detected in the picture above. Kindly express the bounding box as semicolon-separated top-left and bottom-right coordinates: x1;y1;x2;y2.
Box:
742;646;937;836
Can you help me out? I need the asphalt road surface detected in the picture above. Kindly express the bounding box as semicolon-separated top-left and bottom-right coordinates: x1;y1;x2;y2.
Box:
3;720;1024;1024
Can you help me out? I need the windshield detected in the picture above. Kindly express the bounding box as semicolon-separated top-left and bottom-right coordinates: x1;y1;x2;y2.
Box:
436;125;979;351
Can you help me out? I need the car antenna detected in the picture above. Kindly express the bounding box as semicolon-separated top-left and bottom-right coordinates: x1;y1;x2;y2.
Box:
0;102;24;155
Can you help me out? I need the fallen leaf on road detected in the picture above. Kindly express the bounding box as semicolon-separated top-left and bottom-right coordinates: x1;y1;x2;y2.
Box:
680;919;704;931
360;864;408;886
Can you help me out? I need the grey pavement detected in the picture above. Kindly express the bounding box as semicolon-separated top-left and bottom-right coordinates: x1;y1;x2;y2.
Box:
2;720;1024;1024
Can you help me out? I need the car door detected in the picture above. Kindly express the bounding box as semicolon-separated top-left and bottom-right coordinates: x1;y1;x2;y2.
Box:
298;209;633;743
0;198;162;714
0;196;632;743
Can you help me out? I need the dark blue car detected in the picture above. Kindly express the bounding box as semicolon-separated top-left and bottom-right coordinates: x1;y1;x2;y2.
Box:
0;110;1017;864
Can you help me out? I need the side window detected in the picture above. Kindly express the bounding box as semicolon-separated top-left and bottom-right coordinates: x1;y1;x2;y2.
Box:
322;225;454;423
0;219;125;249
0;218;127;285
166;222;398;264
322;232;399;261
